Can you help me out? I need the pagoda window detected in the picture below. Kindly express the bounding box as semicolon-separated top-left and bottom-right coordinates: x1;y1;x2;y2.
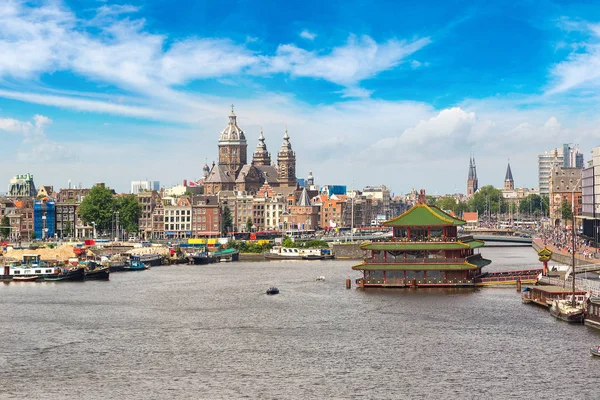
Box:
430;228;443;240
394;228;408;240
406;250;424;259
428;250;445;259
406;270;424;281
426;270;442;281
410;229;428;241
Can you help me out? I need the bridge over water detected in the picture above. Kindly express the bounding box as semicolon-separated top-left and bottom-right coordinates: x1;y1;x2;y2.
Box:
472;235;532;245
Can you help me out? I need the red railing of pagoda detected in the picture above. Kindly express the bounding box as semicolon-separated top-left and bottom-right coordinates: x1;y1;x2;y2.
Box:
364;257;468;264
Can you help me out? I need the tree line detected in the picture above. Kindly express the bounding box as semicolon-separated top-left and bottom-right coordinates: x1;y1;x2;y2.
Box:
433;185;550;219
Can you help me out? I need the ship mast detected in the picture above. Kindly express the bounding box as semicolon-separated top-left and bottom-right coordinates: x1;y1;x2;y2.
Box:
572;209;576;307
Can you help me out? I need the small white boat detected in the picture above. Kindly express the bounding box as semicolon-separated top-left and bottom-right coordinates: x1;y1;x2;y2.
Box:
316;276;325;281
591;345;600;357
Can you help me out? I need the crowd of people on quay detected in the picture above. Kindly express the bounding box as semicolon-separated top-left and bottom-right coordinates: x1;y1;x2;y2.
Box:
539;227;599;260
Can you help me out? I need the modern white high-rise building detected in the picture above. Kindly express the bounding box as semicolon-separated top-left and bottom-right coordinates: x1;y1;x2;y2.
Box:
130;180;160;194
538;144;583;195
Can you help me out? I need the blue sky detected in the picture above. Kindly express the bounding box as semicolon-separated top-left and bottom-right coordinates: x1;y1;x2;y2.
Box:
0;0;599;195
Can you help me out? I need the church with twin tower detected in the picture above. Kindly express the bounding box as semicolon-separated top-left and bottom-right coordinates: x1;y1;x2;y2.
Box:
203;107;298;195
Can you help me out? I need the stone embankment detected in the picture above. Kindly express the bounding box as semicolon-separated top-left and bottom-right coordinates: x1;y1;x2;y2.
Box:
331;243;364;259
532;238;598;267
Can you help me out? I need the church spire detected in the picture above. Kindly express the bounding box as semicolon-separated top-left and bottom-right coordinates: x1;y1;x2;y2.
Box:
504;161;514;191
277;126;296;187
252;127;271;166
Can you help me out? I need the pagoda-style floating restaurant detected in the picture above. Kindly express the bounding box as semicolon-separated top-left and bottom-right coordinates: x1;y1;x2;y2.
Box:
353;190;491;288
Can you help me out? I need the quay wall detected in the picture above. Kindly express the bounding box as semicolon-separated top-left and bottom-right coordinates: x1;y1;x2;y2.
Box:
239;253;265;262
331;243;364;259
532;240;590;266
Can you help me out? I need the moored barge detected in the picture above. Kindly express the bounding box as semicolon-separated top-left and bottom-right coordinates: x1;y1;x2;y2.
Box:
521;285;586;308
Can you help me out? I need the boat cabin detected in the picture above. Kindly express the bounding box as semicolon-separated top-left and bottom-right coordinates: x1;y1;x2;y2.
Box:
521;286;587;308
586;297;600;330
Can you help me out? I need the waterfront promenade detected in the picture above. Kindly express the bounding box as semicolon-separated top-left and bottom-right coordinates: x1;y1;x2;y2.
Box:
533;237;600;297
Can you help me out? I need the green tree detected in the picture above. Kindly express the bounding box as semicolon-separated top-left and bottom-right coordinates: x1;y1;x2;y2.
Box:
282;236;296;248
519;194;543;216
560;199;573;225
468;185;504;215
222;205;233;236
245;217;253;232
0;216;10;238
116;195;142;235
425;195;437;206
78;185;117;232
435;197;458;213
455;201;469;217
30;231;37;240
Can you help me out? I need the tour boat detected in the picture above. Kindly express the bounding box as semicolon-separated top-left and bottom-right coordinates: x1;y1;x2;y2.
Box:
266;287;279;295
264;246;330;261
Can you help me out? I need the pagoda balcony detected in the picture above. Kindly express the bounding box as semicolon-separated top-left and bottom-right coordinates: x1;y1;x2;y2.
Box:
388;235;473;243
363;257;468;264
363;254;483;265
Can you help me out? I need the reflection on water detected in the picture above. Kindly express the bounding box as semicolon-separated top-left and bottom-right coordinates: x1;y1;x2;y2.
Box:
1;246;600;399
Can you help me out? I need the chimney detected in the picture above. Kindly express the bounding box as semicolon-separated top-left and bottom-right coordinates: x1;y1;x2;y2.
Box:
183;179;187;186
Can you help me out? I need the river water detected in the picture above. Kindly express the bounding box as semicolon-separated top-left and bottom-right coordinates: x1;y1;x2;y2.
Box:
2;246;600;399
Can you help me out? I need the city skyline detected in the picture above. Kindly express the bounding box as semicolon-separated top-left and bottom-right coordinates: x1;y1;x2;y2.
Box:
0;1;599;193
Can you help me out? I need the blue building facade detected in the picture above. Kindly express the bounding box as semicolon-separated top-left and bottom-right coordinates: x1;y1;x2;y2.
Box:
34;200;56;239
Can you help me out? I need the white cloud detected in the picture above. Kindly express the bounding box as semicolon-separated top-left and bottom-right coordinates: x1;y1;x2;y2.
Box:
300;29;317;40
548;20;600;94
0;1;430;105
0;113;72;162
264;35;431;86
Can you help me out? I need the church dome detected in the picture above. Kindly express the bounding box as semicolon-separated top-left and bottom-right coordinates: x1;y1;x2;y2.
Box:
219;106;246;143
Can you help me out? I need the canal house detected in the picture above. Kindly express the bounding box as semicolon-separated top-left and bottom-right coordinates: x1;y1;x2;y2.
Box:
353;190;491;288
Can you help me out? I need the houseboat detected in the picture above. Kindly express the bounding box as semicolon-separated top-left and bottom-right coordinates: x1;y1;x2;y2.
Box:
585;297;600;330
352;190;491;288
521;285;586;308
1;254;60;280
264;246;327;260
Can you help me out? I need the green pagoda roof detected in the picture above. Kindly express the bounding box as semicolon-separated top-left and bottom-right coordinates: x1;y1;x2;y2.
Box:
360;240;485;251
384;204;466;227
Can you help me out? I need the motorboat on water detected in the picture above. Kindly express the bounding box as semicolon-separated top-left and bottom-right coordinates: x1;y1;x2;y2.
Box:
591;345;600;357
266;287;279;295
316;276;326;281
